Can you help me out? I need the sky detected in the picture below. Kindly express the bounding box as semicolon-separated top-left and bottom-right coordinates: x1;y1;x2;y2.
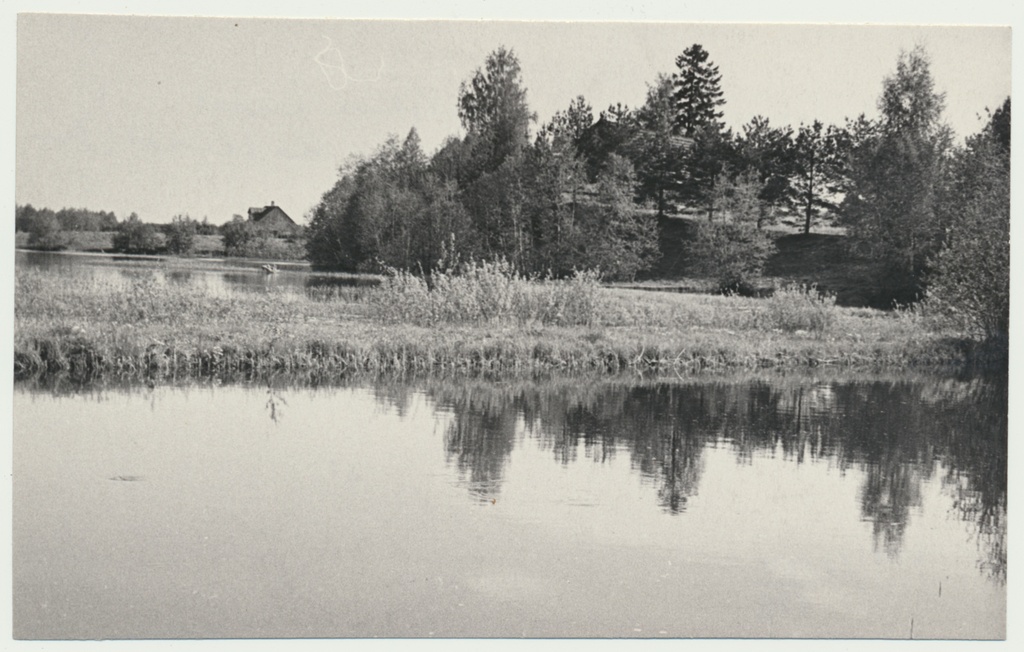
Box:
11;9;1013;226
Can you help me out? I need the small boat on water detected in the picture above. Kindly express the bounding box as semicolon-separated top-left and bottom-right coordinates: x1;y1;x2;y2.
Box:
261;264;278;274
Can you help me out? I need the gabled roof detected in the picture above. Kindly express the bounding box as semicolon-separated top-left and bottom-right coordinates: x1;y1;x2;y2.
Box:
668;135;695;149
247;204;296;225
582;116;695;150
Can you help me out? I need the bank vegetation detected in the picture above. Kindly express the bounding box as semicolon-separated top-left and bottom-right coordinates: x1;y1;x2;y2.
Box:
14;263;992;381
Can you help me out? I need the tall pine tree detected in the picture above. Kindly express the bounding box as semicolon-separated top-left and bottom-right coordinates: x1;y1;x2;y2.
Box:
672;44;725;137
789;120;846;234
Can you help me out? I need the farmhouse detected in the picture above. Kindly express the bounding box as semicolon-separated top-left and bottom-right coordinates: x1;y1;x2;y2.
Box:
247;202;301;237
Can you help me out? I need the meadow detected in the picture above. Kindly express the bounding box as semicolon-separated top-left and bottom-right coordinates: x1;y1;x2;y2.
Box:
13;262;985;380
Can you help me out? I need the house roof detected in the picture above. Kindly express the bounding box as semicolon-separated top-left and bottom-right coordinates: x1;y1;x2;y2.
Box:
582;116;695;150
668;135;695;149
247;204;296;225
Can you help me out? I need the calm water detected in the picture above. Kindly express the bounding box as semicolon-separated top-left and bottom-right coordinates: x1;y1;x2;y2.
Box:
15;249;379;294
12;375;1006;639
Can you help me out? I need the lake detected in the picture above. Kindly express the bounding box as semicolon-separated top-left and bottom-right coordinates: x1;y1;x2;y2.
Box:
12;374;1006;639
15;249;379;295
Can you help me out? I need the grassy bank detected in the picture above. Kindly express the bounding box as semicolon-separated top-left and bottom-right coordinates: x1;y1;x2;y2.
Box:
14;265;991;381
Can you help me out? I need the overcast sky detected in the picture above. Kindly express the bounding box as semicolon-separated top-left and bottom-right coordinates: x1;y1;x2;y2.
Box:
12;11;1013;225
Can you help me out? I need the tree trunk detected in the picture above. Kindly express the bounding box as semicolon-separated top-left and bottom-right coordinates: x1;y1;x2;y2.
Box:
804;193;813;234
803;159;815;235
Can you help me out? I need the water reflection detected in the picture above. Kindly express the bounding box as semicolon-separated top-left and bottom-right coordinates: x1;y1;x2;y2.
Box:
15;371;1008;585
401;375;1007;582
264;380;288;424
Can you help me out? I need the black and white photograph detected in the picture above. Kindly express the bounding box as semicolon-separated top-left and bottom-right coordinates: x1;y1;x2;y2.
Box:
4;2;1016;644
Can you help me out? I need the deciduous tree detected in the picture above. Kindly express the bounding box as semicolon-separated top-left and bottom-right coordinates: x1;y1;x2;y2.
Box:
306;173;359;270
840;46;952;301
165;215;198;255
113;213;162;254
221;214;267;258
457;46;536;178
928;97;1010;340
27;210;66;250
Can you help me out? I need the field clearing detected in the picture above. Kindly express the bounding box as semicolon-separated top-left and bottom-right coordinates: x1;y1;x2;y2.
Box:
14;267;985;380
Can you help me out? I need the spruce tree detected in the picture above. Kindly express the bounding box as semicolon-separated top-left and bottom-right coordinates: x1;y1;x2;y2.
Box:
672;44;725;137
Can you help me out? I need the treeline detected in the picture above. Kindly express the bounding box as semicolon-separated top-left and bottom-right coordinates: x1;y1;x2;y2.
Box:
16;205;119;244
307;43;1010;338
306;43;858;282
306;46;662;281
100;213;299;258
14;206;306;259
15;206;221;251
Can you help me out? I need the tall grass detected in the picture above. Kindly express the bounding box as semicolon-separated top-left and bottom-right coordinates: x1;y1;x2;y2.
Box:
15;269;315;327
372;260;602;327
14;265;972;379
754;284;838;336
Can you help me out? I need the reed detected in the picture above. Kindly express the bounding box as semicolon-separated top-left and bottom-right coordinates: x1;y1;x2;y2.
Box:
754;283;838;336
372;260;601;327
14;267;981;380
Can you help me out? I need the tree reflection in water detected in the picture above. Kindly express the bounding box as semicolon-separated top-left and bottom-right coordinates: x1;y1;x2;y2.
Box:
411;373;1007;583
442;387;520;502
17;370;1006;584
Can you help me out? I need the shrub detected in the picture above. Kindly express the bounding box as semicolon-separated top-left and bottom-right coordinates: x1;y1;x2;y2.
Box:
755;283;837;336
685;221;776;294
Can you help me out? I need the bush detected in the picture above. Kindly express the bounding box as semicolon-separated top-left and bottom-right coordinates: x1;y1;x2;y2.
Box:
685;221;776;293
755;283;837;336
372;259;602;327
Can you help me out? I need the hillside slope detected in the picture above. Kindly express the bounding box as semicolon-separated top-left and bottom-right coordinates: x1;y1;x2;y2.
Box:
650;216;906;309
